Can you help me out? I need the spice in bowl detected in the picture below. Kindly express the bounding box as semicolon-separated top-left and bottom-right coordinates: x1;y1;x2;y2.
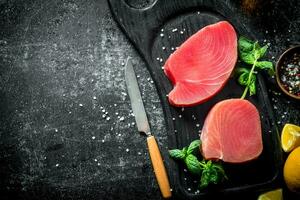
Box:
277;50;300;98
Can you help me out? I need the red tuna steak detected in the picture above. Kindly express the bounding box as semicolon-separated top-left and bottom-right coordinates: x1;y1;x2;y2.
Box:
164;21;237;106
200;99;263;163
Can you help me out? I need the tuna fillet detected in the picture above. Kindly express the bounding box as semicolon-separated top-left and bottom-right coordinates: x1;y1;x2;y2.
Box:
200;99;263;163
164;21;237;107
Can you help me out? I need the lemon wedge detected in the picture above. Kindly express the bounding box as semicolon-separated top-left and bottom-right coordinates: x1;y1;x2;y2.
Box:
257;188;283;200
281;123;300;152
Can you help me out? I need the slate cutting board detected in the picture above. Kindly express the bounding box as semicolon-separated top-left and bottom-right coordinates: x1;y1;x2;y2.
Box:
108;0;282;198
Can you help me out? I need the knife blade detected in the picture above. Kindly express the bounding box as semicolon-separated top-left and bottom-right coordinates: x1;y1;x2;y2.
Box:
125;58;172;199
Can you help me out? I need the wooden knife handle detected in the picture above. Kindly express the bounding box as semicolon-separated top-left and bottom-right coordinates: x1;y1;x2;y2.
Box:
147;135;172;198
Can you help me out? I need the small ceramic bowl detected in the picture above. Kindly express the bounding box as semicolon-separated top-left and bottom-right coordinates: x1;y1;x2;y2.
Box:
276;45;300;100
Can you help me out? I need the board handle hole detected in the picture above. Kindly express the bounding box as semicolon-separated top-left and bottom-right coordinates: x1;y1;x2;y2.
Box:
123;0;157;10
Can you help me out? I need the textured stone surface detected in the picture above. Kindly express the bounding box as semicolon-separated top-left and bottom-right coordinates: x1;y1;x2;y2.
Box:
0;0;165;199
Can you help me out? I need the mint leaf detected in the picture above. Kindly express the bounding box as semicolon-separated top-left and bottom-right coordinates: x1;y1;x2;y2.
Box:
239;51;255;64
238;71;250;86
255;61;274;75
199;161;226;189
238;36;254;52
235;67;250;75
249;80;256;96
258;45;268;58
169;149;186;160
185;154;202;175
187;140;201;155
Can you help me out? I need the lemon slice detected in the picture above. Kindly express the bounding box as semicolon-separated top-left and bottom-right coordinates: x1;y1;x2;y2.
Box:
281;123;300;152
257;188;283;200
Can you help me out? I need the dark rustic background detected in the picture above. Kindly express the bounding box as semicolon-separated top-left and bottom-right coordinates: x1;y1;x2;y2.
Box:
0;0;299;200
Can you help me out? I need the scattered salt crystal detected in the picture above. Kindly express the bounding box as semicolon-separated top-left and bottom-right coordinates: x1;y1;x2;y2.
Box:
126;148;129;152
178;115;182;118
106;117;110;121
55;163;59;167
97;163;100;166
160;33;164;37
197;11;200;14
102;114;106;118
119;116;125;121
79;103;83;107
93;96;97;100
102;139;105;143
171;47;174;50
172;28;178;32
114;104;117;107
187;188;191;191
115;112;119;115
174;130;177;133
94;159;97;162
92;136;95;140
161;28;164;32
196;124;200;127
55;128;58;132
138;152;142;155
131;122;135;126
121;62;125;66
162;46;166;50
172;118;175;121
159;58;163;62
180;31;184;34
161;66;164;70
181;108;184;111
265;30;268;34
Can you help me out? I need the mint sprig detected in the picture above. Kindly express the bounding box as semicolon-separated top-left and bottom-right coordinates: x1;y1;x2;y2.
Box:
169;140;227;189
237;36;275;99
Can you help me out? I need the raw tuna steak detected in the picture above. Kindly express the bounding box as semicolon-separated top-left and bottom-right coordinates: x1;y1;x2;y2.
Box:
164;21;237;106
200;99;263;163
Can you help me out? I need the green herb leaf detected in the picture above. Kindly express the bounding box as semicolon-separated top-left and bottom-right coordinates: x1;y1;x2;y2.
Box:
249;75;257;96
235;67;250;75
169;149;186;160
185;154;202;175
238;36;254;52
255;61;275;75
199;161;227;189
187;140;201;155
238;71;250;86
239;51;255;64
258;45;268;58
237;36;273;99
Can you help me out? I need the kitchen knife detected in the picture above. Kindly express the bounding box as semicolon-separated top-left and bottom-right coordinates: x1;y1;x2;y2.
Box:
125;58;172;199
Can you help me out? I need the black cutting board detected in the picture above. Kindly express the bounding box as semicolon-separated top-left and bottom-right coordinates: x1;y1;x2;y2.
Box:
108;0;282;199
